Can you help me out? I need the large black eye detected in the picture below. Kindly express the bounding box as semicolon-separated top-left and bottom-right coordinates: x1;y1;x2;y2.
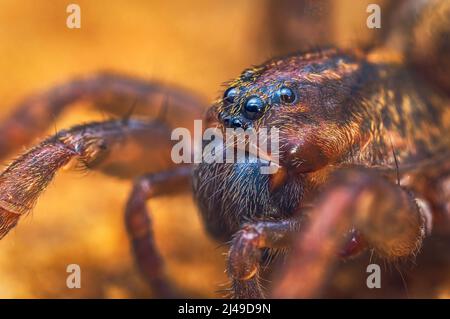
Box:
243;96;264;120
223;87;237;105
278;86;296;104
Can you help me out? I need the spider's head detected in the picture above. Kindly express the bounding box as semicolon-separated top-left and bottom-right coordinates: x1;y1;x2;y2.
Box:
208;48;372;174
195;49;375;240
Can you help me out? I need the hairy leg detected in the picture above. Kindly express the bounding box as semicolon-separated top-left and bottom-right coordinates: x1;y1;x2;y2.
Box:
0;73;205;295
125;167;191;297
0;118;193;296
0;118;176;239
0;72;206;159
272;168;426;298
227;218;300;298
406;155;450;235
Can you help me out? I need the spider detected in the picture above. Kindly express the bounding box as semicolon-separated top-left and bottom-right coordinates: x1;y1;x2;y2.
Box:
0;0;449;298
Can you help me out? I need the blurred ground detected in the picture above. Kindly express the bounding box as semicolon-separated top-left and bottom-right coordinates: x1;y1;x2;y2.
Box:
0;0;447;298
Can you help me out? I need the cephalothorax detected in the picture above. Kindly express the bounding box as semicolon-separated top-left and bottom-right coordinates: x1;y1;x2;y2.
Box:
0;0;449;298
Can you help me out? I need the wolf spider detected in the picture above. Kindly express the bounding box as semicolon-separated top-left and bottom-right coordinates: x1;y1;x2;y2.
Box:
0;0;449;298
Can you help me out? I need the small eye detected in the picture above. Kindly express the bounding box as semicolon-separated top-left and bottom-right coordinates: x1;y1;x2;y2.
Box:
223;87;238;105
241;69;254;81
243;96;264;120
230;118;243;128
277;86;296;104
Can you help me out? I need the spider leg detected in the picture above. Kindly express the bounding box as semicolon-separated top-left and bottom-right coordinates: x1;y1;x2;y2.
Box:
272;168;426;298
407;155;450;235
0;117;194;296
0;72;205;296
125;167;191;297
227;218;300;298
0;118;177;238
0;72;206;159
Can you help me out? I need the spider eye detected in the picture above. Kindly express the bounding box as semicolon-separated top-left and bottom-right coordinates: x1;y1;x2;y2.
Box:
241;69;255;81
223;87;238;105
243;96;264;120
230;117;243;128
277;86;296;104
